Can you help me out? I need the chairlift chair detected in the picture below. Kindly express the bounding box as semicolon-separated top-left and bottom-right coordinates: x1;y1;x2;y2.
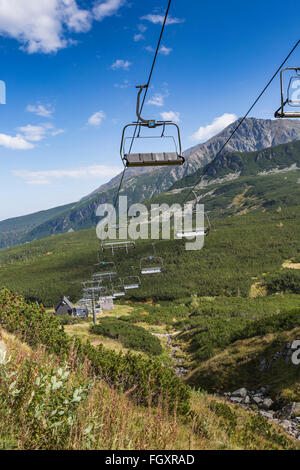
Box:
123;275;141;290
93;261;117;279
120;85;185;168
111;278;126;298
83;280;106;295
175;191;211;239
83;286;106;295
275;67;300;118
101;240;136;255
140;256;164;275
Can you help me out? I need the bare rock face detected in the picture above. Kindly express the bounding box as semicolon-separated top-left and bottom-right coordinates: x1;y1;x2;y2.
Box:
183;118;300;165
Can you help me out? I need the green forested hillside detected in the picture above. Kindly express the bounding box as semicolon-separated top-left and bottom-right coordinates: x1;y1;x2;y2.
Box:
0;202;299;305
1;177;300;446
173;139;300;189
0;202;75;248
151;169;300;219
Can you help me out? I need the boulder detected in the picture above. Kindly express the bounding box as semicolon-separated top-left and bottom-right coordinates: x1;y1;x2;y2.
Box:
260;411;274;420
244;395;251;405
231;387;248;398
230;397;244;404
291;402;300;417
252;396;263;406
274;403;300;419
262;398;274;410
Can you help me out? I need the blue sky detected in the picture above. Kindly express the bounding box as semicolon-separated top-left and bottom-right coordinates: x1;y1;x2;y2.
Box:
0;0;300;220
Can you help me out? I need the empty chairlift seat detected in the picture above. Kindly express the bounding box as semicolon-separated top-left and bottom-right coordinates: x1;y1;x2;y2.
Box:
176;192;212;239
123;276;141;290
140;256;164;275
101;240;136;255
120;85;185;168
125;151;184;168
93;261;117;279
112;278;126;298
176;228;207;239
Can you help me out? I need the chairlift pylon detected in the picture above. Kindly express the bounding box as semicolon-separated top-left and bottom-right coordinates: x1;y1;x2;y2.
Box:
120;85;185;168
275;67;300;118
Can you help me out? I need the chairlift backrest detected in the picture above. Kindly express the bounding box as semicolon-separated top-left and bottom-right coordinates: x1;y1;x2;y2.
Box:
275;67;300;118
287;75;300;106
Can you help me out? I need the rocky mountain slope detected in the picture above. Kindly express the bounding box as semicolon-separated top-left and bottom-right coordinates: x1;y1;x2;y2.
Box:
172;138;300;190
2;118;300;249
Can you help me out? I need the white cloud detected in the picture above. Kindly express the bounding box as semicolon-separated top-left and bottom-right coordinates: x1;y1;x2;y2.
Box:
147;93;164;107
0;133;34;150
114;80;130;89
0;123;63;150
18;124;49;142
0;0;92;54
190;113;237;142
87;110;106;127
0;0;126;54
160;111;180;123
17;123;64;141
145;46;154;53
27;103;54;118
159;45;172;55
13;164;122;185
141;14;185;25
138;24;147;33
145;45;172;55
93;0;125;21
134;33;144;42
110;59;131;70
51;128;65;136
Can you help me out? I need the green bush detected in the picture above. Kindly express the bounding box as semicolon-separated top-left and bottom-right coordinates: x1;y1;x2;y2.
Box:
179;307;300;362
0;288;190;414
265;271;300;294
90;318;163;356
0;356;91;450
232;308;300;342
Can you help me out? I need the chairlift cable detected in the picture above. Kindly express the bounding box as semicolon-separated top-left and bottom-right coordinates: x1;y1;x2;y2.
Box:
113;0;173;208
182;38;300;205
